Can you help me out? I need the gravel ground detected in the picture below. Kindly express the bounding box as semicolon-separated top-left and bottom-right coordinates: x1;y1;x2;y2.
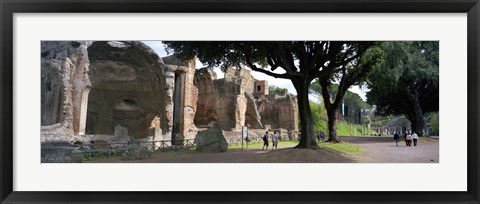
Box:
85;136;439;163
339;136;439;163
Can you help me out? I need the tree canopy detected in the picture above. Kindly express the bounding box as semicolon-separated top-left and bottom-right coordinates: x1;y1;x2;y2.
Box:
310;82;370;110
315;45;383;142
366;41;439;135
164;41;382;148
310;82;371;124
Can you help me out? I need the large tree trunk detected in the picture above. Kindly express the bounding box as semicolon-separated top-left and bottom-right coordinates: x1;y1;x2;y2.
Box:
293;79;318;149
319;80;342;143
406;91;426;136
325;103;341;143
411;96;425;136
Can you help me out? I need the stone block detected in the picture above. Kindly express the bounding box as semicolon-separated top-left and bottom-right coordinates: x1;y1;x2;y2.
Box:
194;123;228;152
41;142;83;163
114;125;129;138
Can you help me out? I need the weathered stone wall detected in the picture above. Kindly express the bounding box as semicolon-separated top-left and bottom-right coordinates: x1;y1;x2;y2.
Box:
41;41;92;142
253;80;269;99
41;40;298;149
214;77;247;131
183;62;199;140
195;68;254;131
41;123;72;143
41;142;83;163
162;56;198;141
194;67;298;132
256;94;299;131
244;92;263;129
86;89;165;137
42;41;202;151
86;41;167;138
225;68;255;94
194;68;218;125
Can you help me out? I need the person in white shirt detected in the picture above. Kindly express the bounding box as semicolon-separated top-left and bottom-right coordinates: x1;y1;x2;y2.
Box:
272;131;279;150
412;132;419;146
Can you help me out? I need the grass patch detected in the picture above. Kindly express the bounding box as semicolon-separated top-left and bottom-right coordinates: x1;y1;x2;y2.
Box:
336;121;373;136
319;142;365;155
228;139;364;156
314;120;373;136
228;140;299;151
82;151;117;161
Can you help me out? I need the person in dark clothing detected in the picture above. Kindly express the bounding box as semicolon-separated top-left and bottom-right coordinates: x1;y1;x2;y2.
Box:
393;132;400;147
317;131;325;142
262;131;269;151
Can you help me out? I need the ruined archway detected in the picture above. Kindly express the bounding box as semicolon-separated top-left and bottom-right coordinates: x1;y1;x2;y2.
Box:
162;55;199;144
41;41;199;144
85;41;167;138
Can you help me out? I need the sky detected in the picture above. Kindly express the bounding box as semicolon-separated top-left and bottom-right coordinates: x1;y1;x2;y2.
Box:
142;41;368;101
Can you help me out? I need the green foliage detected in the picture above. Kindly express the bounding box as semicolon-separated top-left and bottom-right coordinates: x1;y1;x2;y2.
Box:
228;140;299;151
310;101;373;136
310;101;328;130
310;82;372;124
333;121;346;135
319;142;365;155
229;140;364;155
371;118;389;125
366;41;439;116
315;44;384;107
366;41;439;136
269;85;288;96
163;41;383;146
430;112;439;135
163;41;380;80
335;121;372;136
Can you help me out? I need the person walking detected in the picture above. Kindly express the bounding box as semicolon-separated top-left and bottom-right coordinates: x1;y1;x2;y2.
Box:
406;132;413;146
317;131;324;142
412;132;419;146
393;132;400;147
272;131;279;150
262;131;269;151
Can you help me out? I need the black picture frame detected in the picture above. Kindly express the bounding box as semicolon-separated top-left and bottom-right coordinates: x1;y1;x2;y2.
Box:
1;0;479;203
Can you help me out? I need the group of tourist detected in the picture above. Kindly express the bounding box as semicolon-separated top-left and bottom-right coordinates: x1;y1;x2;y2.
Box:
262;131;279;151
393;131;419;147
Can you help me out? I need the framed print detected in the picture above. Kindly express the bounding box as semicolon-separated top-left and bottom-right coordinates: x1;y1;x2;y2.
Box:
1;0;479;203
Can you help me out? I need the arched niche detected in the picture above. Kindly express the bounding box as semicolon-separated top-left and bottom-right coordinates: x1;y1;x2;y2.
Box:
84;41;167;138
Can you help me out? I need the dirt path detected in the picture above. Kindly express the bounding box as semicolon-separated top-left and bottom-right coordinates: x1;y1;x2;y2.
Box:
86;143;356;163
85;136;439;163
339;136;439;163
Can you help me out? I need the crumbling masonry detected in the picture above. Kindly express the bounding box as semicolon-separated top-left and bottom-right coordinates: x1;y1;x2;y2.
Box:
41;41;298;145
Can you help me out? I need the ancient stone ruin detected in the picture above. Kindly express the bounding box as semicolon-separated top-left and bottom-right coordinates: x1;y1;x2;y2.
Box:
40;41;299;161
194;67;299;135
194;122;228;152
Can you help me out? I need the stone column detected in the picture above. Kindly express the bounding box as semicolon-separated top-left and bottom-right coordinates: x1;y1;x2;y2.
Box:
164;70;175;142
78;87;91;135
164;61;199;144
182;62;199;141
